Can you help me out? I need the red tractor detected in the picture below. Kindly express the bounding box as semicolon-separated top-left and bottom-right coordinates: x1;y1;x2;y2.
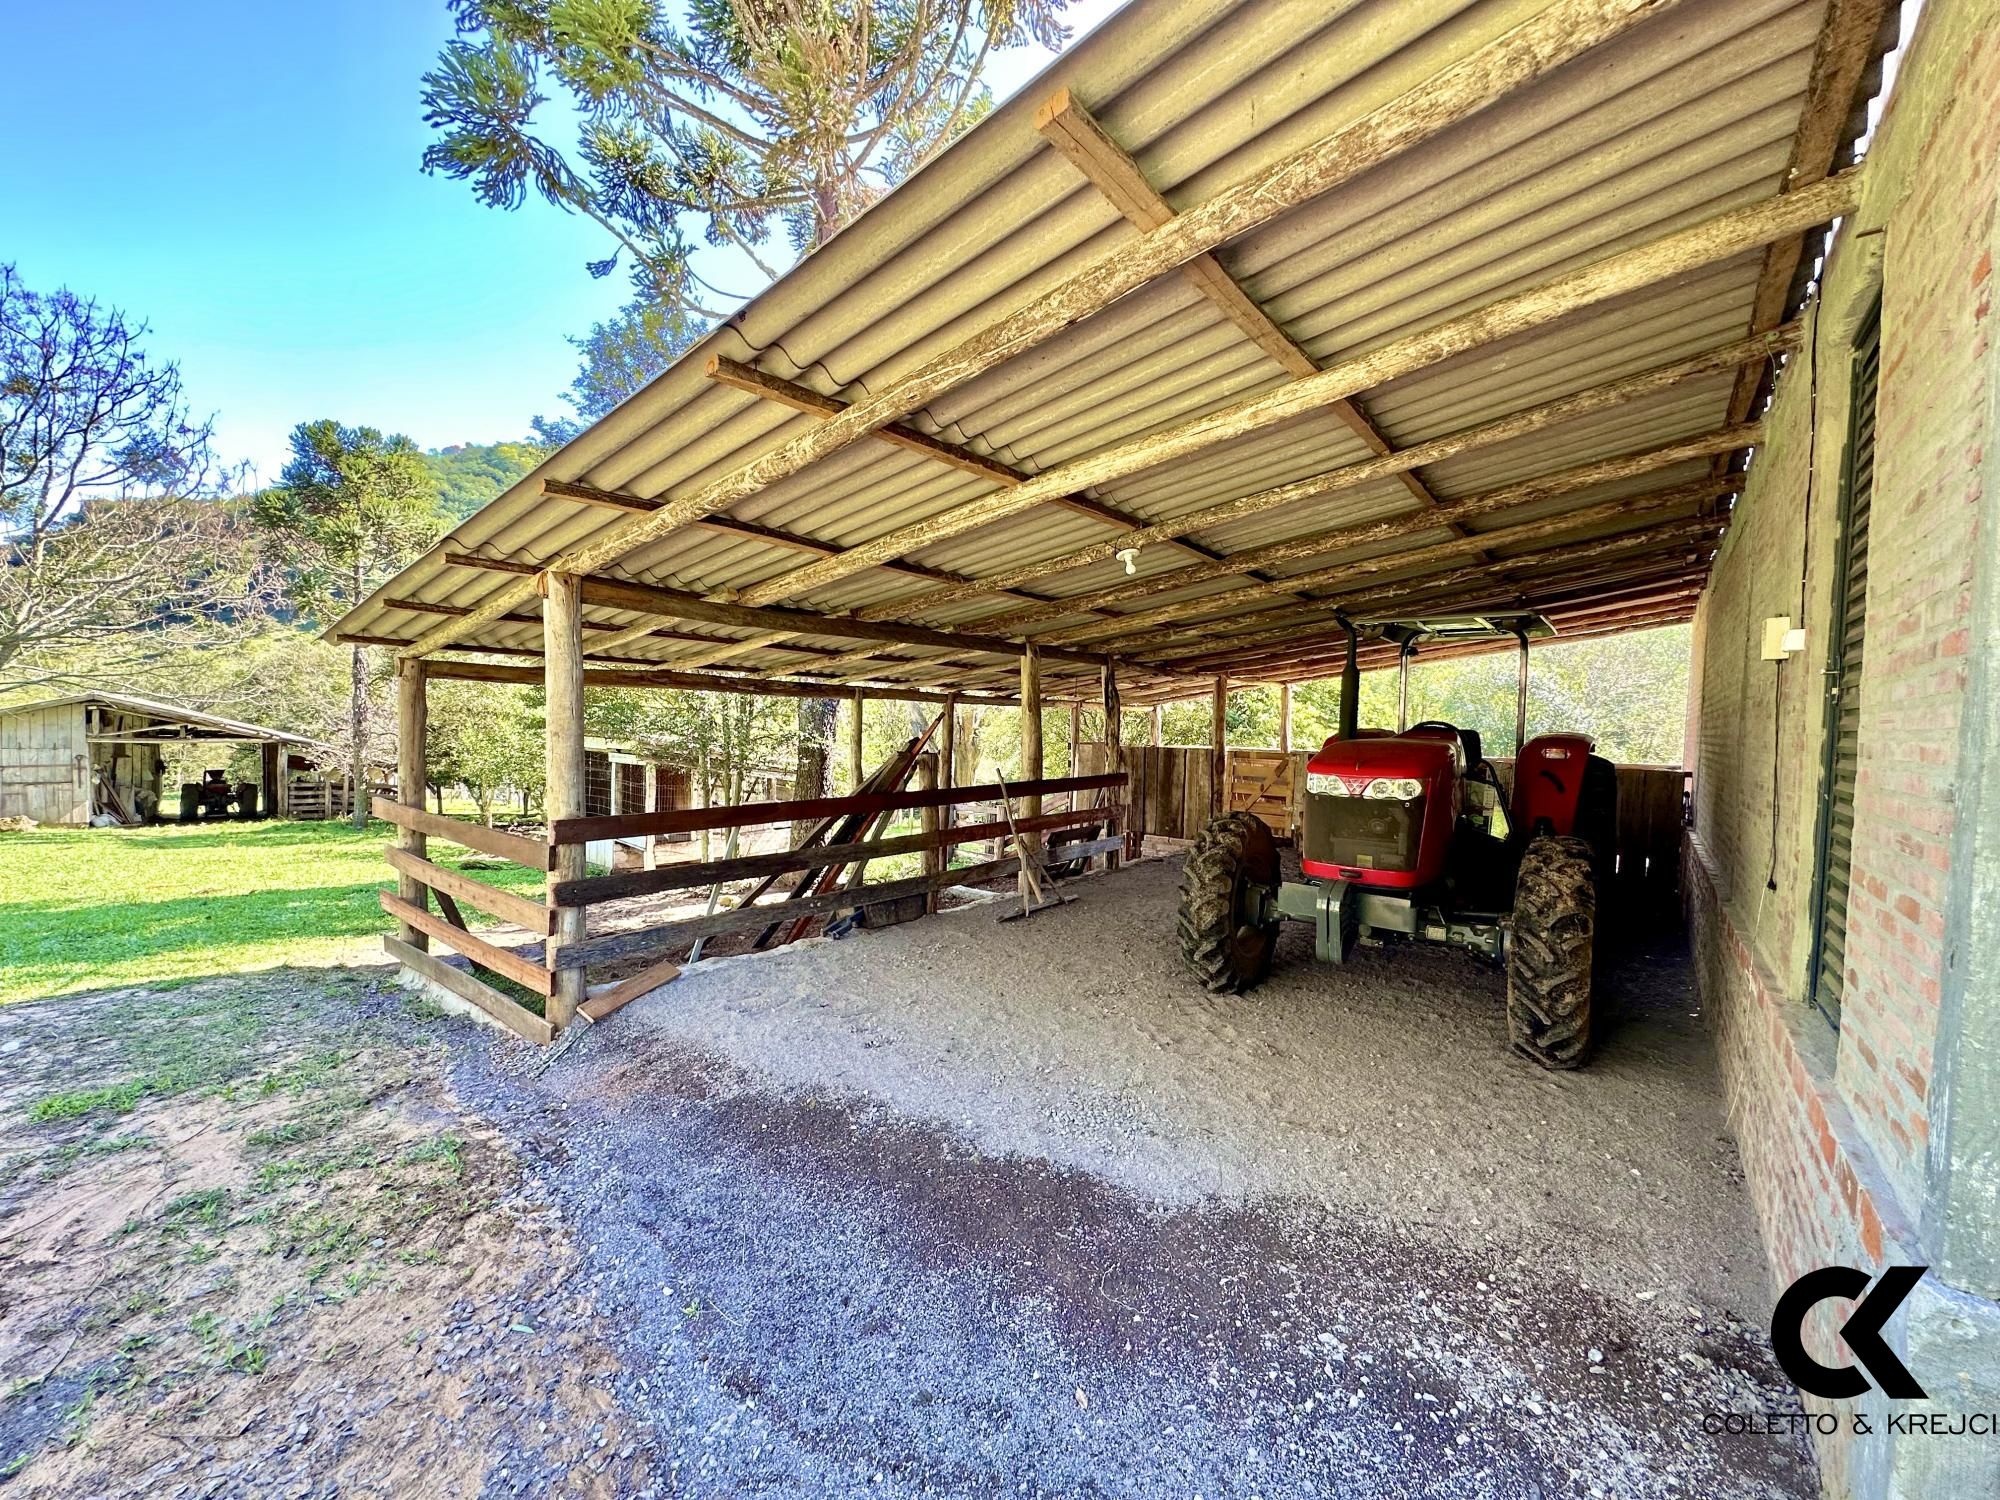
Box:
1176;614;1616;1069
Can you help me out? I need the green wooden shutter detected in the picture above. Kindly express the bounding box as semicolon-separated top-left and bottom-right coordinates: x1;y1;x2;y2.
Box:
1806;298;1880;1026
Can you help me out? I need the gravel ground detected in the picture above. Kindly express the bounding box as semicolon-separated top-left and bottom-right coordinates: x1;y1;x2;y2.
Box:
436;852;1819;1498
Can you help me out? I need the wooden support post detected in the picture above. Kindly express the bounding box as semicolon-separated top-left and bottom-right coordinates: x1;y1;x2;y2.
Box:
1067;702;1081;800
1102;657;1124;870
846;689;865;792
1279;682;1293;753
917;752;942;914
939;694;957;829
1211;676;1228;822
543;572;587;1032
1019;647;1044;896
1149;705;1162;747
394;661;429;948
261;740;282;820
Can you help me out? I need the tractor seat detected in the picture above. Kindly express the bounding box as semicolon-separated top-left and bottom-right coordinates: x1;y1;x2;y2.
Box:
1407;719;1482;768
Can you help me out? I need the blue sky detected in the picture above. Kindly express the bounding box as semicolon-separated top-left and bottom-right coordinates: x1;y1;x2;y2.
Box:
1;0;1120;485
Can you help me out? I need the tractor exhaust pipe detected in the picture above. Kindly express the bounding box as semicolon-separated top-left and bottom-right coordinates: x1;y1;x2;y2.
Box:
1338;617;1360;741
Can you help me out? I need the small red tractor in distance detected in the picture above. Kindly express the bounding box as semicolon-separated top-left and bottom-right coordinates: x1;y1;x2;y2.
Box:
1176;614;1616;1069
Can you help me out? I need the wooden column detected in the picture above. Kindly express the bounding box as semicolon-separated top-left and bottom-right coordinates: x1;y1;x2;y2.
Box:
543;572;586;1031
1278;682;1293;753
394;661;429;948
1210;676;1228;821
846;689;865;792
641;758;659;871
261;740;282;820
1102;657;1124;870
1149;705;1162;747
939;694;957;830
1019;647;1044;895
917;751;942;914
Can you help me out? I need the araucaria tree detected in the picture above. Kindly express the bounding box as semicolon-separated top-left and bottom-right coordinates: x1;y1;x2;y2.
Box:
252;422;446;827
0;264;268;691
422;0;1070;810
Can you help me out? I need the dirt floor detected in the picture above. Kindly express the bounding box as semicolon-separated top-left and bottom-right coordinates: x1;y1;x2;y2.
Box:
0;851;1820;1497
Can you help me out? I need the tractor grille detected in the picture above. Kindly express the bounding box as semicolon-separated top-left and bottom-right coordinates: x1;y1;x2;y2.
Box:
1303;794;1422;873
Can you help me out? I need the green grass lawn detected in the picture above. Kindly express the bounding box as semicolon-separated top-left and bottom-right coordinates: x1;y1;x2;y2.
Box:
0;819;546;1005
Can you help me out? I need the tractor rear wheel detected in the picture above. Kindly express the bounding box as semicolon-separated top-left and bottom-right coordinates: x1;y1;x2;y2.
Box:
1507;833;1596;1068
1177;812;1280;994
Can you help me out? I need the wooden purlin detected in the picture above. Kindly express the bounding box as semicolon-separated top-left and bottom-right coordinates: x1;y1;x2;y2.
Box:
394;0;1706;661
1041;484;1731;649
727;175;1859;610
850;325;1796;624
981;427;1755;637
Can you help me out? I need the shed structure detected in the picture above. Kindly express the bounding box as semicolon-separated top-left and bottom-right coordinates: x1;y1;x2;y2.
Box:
0;693;323;827
323;1;2000;1488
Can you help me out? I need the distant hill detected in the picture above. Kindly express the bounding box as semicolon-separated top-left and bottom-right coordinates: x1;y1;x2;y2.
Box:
424;441;547;520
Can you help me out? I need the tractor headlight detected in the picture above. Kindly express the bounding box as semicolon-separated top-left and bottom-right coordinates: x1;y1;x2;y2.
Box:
1362;777;1424;801
1306;771;1345;796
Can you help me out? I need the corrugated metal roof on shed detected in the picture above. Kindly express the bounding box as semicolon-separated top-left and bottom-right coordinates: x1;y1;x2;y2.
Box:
331;0;1888;701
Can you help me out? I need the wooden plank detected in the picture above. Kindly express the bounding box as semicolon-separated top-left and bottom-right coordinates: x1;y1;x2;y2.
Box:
554;804;1117;905
384;846;556;934
394;661;430;946
556;839;1125;969
371;796;552;870
380;892;555;996
549;771;1124;844
386;936;555;1045
580;955;683;1023
398;0;1724;659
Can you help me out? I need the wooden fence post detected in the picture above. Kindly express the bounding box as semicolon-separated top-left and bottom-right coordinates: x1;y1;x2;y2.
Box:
543;571;586;1031
1279;682;1293;753
395;660;429;948
1149;704;1162;747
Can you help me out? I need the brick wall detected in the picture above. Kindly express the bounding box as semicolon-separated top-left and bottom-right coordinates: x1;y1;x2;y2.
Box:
1686;4;1999;1495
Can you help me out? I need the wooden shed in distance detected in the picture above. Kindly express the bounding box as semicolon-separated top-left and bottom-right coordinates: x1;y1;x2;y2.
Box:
0;692;325;827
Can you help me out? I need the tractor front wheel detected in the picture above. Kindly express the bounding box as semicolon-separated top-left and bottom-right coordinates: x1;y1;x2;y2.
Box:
1507;833;1596;1068
1177;812;1280;994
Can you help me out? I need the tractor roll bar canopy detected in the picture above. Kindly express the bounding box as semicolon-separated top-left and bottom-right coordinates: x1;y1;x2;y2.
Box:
1353;614;1557;754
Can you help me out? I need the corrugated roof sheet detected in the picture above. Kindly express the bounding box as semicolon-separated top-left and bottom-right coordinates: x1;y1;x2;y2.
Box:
332;0;1884;702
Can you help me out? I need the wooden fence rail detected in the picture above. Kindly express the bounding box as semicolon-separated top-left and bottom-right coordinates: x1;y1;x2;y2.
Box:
379;771;1130;1044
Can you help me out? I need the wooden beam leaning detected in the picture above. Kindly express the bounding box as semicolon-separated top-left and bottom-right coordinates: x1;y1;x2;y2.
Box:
736;174;1857;608
984;424;1757;636
1035;88;1449;520
853;326;1796;623
395;0;1696;659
